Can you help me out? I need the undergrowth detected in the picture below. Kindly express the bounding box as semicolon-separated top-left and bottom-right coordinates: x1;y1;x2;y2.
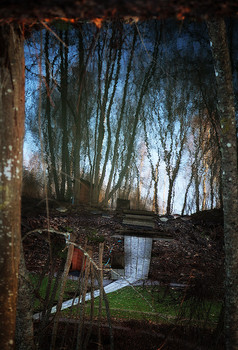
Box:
30;273;222;327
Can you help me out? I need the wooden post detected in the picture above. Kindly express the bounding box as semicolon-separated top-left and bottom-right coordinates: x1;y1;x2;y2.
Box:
98;242;104;350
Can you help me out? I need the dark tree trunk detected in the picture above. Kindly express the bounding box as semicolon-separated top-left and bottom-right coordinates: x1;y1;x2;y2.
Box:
103;27;137;205
207;18;238;350
45;31;60;199
60;31;70;200
152;164;159;215
99;23;123;195
73;28;84;205
166;179;173;215
181;171;193;216
166;140;186;215
106;24;160;203
194;167;200;213
0;24;25;349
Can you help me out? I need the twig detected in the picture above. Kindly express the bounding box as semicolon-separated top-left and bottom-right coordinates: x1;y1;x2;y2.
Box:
40;21;68;48
22;227;107;272
98;243;104;350
83;263;95;350
76;244;92;349
50;237;75;350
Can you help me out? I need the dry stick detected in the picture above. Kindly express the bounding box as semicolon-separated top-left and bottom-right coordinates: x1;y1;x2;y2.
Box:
59;274;84;350
37;260;66;348
22;228;109;274
93;267;114;350
98;243;104;350
50;238;75;350
75;241;88;348
72;257;86;343
30;227;167;322
76;247;92;350
83;263;95;350
40;21;68;48
38;258;59;348
102;290;114;350
34;254;50;296
22;228;70;242
157;273;197;350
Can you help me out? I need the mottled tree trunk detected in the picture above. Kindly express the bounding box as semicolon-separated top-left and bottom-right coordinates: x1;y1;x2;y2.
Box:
0;24;25;349
15;243;34;350
207;19;238;350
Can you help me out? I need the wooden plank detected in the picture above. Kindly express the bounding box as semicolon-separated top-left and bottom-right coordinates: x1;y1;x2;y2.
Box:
116;229;173;239
122;209;154;216
124;214;154;221
112;234;173;241
122;219;155;228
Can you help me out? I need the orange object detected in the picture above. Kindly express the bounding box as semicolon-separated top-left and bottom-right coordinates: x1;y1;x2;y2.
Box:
70;247;86;272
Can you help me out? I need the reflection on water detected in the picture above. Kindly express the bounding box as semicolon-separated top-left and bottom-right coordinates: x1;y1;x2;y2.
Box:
124;236;152;280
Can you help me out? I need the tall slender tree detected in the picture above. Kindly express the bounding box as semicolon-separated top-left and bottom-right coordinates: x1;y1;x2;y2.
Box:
105;22;160;203
207;18;238;350
92;24;122;204
103;26;137;205
44;30;61;199
0;24;25;350
59;30;70;199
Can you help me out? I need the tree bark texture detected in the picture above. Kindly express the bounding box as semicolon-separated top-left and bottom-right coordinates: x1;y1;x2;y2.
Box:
15;243;34;350
207;18;238;350
0;24;25;349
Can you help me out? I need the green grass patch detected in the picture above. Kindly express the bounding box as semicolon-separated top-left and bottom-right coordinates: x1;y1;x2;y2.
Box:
62;285;222;327
29;273;222;327
29;273;79;311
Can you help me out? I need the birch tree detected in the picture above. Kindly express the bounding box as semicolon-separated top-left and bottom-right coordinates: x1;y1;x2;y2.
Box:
207;18;238;350
0;24;25;350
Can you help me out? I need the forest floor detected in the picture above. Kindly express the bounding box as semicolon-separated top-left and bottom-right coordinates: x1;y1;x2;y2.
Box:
21;197;225;349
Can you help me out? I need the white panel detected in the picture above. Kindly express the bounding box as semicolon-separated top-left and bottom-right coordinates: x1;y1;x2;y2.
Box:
124;236;152;280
